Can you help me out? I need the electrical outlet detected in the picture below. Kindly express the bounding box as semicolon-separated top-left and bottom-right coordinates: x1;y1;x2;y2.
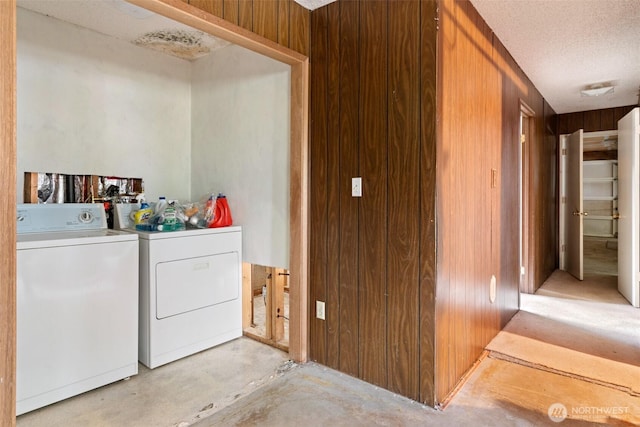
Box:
316;301;325;320
352;177;362;197
489;275;497;304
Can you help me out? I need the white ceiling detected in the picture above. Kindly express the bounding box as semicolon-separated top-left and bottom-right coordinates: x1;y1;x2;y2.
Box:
470;0;640;114
18;0;640;114
294;0;336;10
17;0;230;60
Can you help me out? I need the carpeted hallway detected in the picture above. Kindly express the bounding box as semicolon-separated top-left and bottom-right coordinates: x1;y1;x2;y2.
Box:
17;269;640;426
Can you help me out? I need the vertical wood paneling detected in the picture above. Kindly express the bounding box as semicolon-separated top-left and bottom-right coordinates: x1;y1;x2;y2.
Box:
238;0;253;31
600;108;615;131
386;0;420;399
277;0;290;47
188;0;310;56
497;40;521;328
325;0;341;369
336;0;360;377
557;105;636;134
223;0;239;25
583;109;601;132
434;0;452;401
189;0;224;17
436;0;549;403
419;0;438;405
543;101;558;280
558;114;569;134
289;0;310;56
358;0;388;388
310;0;555;407
614;106;633;124
308;7;329;364
0;0;16;424
253;0;278;42
566;112;584;133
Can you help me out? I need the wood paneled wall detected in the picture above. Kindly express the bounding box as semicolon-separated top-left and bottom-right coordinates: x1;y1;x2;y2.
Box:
185;0;310;55
308;0;437;403
436;0;556;402
557;105;636;134
0;0;16;424
187;0;559;407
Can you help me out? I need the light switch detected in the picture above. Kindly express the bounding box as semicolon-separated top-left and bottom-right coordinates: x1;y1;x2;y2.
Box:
352;177;362;197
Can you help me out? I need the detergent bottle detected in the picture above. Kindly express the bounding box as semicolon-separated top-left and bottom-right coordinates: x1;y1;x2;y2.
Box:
211;193;233;228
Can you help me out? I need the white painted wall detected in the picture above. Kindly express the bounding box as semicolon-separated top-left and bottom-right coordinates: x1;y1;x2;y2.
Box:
191;45;290;268
17;8;290;268
17;8;192;203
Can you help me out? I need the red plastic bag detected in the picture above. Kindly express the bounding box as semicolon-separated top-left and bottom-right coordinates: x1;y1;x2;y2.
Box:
211;194;233;228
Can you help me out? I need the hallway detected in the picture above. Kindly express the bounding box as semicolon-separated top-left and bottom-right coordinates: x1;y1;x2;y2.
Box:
17;270;639;426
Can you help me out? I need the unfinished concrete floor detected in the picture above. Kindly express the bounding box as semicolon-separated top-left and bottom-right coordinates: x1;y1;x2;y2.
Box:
17;269;639;426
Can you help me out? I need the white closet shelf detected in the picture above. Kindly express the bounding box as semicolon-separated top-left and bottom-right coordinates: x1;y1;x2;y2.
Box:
584;177;616;183
584;196;617;201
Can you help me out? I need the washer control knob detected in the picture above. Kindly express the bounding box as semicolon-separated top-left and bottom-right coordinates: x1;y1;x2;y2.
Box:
79;211;94;223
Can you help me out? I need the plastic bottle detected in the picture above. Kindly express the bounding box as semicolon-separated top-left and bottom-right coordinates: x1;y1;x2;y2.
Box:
155;196;168;216
162;202;178;231
203;194;216;227
133;201;153;225
211;193;233;228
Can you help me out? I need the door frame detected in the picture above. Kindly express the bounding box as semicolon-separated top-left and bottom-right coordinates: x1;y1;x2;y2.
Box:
1;0;17;423
120;0;311;360
1;1;309;422
519;102;535;293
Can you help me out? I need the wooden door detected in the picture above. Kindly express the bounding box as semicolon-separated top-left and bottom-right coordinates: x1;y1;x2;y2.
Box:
565;130;584;280
617;107;640;307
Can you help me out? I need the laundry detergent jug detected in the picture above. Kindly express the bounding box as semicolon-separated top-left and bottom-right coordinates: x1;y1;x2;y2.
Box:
211;193;233;228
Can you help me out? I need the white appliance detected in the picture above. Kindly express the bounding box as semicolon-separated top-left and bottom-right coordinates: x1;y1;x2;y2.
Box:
16;203;139;415
114;204;243;369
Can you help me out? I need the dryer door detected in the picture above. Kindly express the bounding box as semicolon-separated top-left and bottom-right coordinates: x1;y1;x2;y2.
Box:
156;252;239;319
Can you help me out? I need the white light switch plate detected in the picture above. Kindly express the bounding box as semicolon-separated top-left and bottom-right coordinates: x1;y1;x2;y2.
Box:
352;177;362;197
316;301;325;320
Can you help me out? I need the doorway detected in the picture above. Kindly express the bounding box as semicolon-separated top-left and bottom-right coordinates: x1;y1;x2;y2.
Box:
558;129;623;300
519;103;534;293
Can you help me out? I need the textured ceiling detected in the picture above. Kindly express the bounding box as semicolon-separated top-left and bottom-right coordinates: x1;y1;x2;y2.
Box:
18;0;639;114
470;0;640;114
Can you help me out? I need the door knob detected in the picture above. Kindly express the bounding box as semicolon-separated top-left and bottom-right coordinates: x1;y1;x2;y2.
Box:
613;213;621;219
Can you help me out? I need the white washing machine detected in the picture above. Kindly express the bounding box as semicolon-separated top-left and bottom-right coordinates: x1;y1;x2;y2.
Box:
16;203;139;415
114;204;243;369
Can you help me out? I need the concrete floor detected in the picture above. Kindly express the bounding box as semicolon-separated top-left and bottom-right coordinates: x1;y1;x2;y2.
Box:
17;265;639;426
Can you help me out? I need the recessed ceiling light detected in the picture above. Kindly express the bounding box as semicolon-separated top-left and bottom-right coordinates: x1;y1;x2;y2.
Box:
581;84;614;97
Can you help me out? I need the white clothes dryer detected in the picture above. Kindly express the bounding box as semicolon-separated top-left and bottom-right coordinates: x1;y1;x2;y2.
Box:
114;204;242;369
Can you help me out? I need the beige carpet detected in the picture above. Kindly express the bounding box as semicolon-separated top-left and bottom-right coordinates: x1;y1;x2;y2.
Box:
487;270;640;413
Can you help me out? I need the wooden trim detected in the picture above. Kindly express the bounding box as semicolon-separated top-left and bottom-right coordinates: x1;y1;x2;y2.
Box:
129;0;307;65
126;0;310;363
520;103;534;294
242;262;252;329
243;330;289;352
0;8;308;424
0;0;16;424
